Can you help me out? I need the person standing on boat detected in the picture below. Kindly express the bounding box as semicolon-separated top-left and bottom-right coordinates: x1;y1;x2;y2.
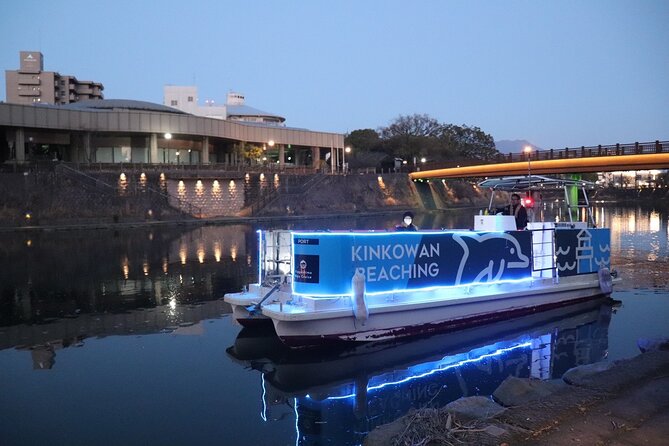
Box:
504;194;528;230
396;211;418;231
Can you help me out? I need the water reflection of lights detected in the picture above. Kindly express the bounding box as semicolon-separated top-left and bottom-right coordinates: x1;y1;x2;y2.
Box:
139;172;147;189
284;344;533;446
247;254;252;266
306;340;533;402
650;211;660;232
195;180;204;197
261;374;268;422
162;257;169;274
26;239;32;247
180;244;187;265
377;176;386;189
274;174;280;189
214;242;222;262
231;245;238;262
148;232;154;241
293;398;299;446
121;256;129;280
628;213;636;233
229;180;237;196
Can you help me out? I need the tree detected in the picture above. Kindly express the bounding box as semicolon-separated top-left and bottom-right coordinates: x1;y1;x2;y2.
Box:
449;125;497;161
348;113;499;165
345;129;380;152
239;142;263;164
379;114;442;139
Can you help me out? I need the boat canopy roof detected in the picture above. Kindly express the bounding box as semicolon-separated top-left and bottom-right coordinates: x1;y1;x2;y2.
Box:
478;175;596;191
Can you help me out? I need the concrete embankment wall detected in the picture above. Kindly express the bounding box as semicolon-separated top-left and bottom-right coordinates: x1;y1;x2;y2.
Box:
2;167;583;227
3;166;666;228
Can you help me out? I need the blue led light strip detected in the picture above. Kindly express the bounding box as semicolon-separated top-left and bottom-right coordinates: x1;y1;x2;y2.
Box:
260;373;267;422
291;276;534;299
291;230;513;237
257;230;263;285
294;398;299;446
317;341;533;401
368;342;532;392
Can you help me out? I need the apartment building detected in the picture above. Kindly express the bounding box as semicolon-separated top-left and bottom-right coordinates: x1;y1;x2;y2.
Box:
5;51;104;105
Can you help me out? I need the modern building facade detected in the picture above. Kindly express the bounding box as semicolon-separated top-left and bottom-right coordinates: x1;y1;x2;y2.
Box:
164;86;285;125
5;51;104;105
0;100;345;169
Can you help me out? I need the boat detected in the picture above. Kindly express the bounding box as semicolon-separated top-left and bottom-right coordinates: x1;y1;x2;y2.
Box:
224;175;620;347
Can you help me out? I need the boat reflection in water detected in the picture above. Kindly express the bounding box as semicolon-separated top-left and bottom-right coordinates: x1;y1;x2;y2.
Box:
227;298;614;446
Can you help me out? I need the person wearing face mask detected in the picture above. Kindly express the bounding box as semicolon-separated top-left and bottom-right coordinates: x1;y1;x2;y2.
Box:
502;193;528;230
396;211;418;231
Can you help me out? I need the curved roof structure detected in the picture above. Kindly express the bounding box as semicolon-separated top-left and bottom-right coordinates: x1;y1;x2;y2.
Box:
59;99;187;114
226;104;285;123
0;101;344;149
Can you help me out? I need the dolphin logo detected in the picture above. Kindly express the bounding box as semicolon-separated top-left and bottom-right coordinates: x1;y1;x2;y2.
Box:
453;233;530;285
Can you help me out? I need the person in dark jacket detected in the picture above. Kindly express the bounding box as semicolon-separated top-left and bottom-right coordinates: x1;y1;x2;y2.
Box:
396;211;418;231
502;193;528;230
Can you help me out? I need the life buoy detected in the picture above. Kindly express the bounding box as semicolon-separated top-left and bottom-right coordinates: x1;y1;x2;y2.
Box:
598;267;613;294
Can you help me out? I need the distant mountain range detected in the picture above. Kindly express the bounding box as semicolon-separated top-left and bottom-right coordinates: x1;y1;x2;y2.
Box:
495;139;542;154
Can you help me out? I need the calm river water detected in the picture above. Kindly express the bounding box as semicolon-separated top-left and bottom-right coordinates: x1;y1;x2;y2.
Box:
1;205;667;445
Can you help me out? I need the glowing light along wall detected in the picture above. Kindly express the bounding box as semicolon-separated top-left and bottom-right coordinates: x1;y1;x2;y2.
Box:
165;178;245;217
291;230;534;296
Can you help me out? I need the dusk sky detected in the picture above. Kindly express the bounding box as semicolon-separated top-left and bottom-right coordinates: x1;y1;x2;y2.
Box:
1;0;667;149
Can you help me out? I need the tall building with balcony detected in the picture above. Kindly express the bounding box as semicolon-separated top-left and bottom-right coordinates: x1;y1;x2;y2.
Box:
5;51;104;105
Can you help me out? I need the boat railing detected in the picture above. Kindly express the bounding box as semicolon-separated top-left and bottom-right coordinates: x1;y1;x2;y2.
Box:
527;225;557;279
260;230;293;285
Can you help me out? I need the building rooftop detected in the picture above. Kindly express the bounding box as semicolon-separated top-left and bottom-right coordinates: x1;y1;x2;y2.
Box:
226;104;285;122
57;99;186;114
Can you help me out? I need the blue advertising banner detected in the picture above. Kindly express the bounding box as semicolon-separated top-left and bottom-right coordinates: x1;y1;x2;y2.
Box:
292;231;533;296
555;228;611;277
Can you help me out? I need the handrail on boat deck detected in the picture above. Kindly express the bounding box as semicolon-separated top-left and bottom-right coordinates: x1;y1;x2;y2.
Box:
526;226;557;278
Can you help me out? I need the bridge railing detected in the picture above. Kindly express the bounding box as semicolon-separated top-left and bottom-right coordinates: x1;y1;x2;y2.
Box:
417;140;668;171
496;140;667;163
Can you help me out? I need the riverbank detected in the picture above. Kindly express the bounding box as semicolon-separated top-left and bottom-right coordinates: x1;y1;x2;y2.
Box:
1;166;667;231
364;342;669;446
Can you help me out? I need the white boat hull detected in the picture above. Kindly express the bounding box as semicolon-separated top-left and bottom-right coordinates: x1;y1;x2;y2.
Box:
262;274;613;346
